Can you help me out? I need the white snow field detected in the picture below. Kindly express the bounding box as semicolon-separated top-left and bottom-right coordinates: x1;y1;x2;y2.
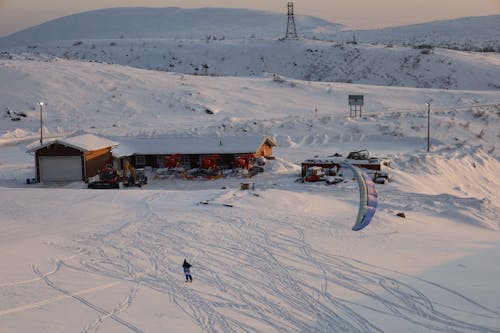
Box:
1;7;500;333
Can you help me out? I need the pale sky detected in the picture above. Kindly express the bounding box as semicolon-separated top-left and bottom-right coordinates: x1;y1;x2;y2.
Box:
0;0;499;37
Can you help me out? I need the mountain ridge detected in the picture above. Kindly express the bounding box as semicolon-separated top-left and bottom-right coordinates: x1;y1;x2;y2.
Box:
0;7;343;46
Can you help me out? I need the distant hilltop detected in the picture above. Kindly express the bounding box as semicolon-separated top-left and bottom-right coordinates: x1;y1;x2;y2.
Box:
0;7;498;51
333;15;500;52
0;7;344;46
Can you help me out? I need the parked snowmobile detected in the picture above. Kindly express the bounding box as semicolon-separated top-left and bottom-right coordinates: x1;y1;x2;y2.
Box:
304;166;326;182
88;164;121;189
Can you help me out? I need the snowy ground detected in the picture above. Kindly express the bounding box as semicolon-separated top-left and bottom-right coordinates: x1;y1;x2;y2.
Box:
1;7;500;333
1;57;499;332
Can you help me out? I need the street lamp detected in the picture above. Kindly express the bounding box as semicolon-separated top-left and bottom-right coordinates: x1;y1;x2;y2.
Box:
38;102;44;145
426;102;431;152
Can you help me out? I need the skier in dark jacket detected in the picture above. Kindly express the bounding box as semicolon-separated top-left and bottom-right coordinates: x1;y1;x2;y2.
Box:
183;259;193;282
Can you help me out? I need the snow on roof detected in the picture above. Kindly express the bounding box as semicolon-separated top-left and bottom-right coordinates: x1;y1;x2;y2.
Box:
303;156;389;166
303;157;344;164
26;133;119;153
112;135;277;157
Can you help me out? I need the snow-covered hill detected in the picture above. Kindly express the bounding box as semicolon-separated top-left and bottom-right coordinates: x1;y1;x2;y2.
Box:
1;8;498;90
0;7;343;45
335;15;500;52
1;58;499;154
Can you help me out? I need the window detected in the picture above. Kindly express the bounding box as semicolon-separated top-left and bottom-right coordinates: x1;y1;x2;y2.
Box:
156;155;165;167
135;155;146;166
180;155;190;166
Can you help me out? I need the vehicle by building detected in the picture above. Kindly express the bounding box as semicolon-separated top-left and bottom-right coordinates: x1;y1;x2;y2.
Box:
301;150;390;183
122;160;147;187
87;164;121;189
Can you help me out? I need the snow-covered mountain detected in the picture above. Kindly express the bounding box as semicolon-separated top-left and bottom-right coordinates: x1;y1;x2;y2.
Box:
1;8;498;90
0;7;343;45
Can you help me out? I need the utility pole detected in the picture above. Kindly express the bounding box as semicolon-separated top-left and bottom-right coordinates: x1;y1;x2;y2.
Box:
38;102;44;145
285;2;298;39
426;102;431;152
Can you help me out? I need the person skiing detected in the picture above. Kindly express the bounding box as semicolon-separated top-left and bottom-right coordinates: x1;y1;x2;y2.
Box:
183;259;193;283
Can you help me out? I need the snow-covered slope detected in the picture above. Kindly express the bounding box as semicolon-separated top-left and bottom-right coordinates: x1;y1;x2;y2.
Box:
1;57;499;221
1;58;499;151
335;15;500;52
1;8;498;90
3;38;499;90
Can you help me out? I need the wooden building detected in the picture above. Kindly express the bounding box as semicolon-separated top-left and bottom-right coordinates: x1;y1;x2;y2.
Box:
112;135;278;169
27;133;118;183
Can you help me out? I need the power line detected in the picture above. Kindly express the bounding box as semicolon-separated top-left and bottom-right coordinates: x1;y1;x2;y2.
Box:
285;2;298;39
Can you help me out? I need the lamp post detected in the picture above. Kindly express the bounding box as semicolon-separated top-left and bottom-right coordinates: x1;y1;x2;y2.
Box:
38;102;44;145
426;102;431;152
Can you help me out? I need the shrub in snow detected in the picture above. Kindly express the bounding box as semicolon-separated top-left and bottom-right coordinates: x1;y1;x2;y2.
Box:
446;120;456;128
480;46;495;53
272;74;285;83
413;44;434;50
476;129;486;139
472;109;488;120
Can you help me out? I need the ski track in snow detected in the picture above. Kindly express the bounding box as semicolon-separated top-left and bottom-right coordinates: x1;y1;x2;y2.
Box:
0;253;81;288
32;262;143;333
0;279;120;317
12;191;496;333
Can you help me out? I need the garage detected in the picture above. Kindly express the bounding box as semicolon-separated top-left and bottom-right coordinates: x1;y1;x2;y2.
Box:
39;156;82;182
27;133;118;183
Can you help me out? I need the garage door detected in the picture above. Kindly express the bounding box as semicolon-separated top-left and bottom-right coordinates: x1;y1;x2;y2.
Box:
39;156;82;182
